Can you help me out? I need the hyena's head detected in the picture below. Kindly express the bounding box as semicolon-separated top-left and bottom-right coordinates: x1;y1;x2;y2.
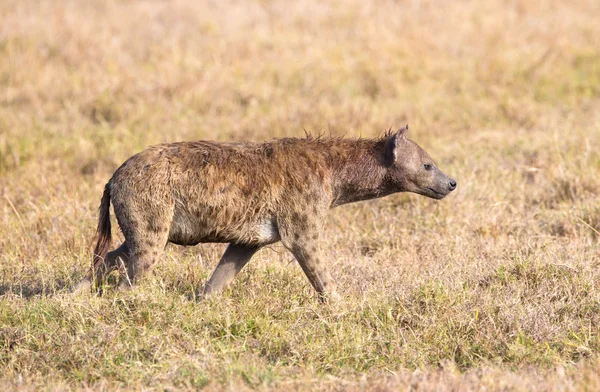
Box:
384;125;456;199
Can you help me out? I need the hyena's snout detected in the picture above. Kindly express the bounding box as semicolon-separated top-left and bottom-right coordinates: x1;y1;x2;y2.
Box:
428;173;457;199
448;178;457;192
441;175;457;195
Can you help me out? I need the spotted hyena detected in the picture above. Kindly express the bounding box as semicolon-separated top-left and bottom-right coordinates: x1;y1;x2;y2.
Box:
77;125;456;301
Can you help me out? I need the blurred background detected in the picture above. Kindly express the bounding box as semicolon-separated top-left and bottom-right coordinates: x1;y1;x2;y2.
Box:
2;0;599;272
1;0;599;389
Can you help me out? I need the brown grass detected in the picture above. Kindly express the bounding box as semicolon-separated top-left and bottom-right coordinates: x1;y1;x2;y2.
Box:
1;0;599;390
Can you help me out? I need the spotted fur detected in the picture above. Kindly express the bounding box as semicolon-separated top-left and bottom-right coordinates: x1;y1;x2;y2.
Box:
78;125;456;301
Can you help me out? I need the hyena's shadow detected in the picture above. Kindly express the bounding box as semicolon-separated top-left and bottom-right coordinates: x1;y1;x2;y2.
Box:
0;272;90;299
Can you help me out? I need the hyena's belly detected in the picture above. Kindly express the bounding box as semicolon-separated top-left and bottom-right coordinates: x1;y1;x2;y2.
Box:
168;203;280;246
253;219;281;244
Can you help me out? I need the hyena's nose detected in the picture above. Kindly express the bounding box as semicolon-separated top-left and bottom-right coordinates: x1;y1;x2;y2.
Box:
449;179;457;191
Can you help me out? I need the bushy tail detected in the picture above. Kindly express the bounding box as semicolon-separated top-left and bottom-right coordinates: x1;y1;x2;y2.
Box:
92;183;112;278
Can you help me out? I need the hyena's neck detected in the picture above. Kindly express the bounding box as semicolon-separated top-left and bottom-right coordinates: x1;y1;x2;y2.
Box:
330;139;394;207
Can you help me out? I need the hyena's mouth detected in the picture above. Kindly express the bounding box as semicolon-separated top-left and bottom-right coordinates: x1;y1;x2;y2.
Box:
427;187;448;199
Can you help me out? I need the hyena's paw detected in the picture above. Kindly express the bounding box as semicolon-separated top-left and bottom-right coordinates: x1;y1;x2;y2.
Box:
319;289;343;304
117;276;134;291
71;278;92;295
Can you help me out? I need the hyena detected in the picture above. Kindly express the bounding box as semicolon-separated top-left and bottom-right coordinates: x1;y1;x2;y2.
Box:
77;125;456;301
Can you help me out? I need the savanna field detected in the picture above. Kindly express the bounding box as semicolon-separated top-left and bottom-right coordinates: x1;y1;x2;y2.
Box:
1;0;600;390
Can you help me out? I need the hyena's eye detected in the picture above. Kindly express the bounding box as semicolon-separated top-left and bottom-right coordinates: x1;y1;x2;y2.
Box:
424;164;433;171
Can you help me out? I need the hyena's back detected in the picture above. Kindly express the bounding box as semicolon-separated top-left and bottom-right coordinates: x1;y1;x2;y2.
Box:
109;140;327;248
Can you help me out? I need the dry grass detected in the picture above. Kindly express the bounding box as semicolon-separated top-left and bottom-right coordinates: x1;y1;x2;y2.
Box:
1;0;600;390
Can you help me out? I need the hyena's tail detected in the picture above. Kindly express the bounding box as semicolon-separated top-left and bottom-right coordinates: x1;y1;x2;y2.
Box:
92;182;112;277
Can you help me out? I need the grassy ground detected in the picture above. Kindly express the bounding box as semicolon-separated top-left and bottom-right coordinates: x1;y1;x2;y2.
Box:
1;0;600;390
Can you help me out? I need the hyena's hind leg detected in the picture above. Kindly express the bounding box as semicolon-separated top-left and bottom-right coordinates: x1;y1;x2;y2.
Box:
98;242;130;283
112;188;174;289
119;229;169;289
73;242;130;293
203;244;261;297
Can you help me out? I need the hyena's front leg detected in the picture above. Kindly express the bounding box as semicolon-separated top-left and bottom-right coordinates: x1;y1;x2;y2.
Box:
203;243;261;296
279;215;339;302
288;242;338;301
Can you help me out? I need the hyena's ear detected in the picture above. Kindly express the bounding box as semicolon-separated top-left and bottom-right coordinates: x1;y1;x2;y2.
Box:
384;125;408;166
